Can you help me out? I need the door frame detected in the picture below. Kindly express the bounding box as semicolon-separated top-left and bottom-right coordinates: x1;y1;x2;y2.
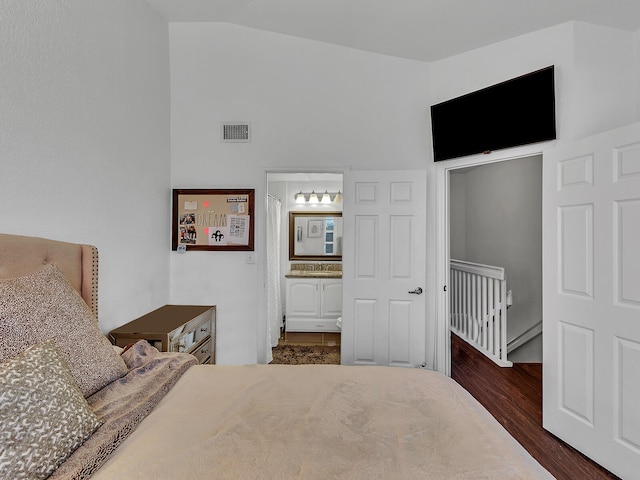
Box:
433;142;554;375
258;167;346;364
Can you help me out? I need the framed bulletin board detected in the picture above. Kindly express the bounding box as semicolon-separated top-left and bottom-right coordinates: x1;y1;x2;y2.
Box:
172;189;254;251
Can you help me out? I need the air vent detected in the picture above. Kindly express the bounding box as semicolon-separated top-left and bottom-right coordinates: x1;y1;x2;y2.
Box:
221;122;251;143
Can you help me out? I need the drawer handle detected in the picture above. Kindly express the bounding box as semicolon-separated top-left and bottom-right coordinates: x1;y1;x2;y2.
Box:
201;347;209;354
200;327;208;332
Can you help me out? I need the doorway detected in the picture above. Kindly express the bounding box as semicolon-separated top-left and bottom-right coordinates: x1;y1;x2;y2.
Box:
264;171;344;363
449;156;543;364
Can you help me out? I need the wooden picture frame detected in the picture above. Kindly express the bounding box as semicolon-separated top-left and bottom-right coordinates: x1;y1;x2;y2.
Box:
289;211;342;261
172;189;254;251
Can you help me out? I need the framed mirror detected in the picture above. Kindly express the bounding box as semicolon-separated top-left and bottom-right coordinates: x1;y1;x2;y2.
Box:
289;212;342;261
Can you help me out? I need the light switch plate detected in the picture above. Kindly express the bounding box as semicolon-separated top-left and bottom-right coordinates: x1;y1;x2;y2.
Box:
246;252;256;264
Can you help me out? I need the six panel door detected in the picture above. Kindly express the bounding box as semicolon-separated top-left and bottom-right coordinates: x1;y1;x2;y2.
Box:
342;170;427;367
543;122;640;480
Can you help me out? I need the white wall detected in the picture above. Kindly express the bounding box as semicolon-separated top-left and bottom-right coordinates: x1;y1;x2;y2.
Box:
571;22;636;138
0;0;171;332
448;173;466;259
169;23;432;364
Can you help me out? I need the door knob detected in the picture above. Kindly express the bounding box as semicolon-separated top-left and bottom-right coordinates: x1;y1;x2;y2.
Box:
408;287;423;295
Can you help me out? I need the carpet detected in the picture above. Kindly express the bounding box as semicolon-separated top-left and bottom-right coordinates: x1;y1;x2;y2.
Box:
270;345;340;365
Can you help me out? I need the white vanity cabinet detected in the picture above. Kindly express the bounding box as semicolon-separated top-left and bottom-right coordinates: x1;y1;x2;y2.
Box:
285;278;342;332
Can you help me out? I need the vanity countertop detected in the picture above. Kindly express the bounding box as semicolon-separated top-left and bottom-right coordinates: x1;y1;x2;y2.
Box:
285;271;342;278
286;263;342;279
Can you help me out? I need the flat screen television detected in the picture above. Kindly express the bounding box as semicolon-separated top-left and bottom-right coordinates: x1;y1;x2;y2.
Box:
430;66;556;162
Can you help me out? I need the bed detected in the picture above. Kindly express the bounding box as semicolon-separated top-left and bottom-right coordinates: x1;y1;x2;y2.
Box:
0;233;555;480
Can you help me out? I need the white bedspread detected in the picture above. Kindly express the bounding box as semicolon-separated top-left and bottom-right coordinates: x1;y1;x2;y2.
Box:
91;364;554;479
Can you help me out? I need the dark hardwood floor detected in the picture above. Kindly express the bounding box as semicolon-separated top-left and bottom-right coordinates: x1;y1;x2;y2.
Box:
451;333;620;480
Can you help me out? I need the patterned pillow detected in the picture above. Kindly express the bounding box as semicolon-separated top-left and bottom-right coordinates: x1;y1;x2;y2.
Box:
0;340;102;480
0;264;128;397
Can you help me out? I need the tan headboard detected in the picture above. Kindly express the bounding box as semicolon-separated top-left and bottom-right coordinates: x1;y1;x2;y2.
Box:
0;233;99;319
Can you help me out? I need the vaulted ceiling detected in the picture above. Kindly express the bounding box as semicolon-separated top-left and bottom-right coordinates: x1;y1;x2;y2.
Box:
145;0;640;61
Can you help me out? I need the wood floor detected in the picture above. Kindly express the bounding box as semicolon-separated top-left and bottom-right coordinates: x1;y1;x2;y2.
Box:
451;333;620;480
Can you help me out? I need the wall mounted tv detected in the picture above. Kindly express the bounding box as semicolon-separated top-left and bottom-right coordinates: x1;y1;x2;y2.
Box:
430;66;556;162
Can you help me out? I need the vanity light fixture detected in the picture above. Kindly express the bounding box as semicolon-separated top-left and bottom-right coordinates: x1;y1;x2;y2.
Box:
293;190;342;204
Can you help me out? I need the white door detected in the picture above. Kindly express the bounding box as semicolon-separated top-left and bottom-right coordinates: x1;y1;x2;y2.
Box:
543;122;640;479
341;170;427;367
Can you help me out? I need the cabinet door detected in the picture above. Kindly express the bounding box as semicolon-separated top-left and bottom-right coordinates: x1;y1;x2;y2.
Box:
321;279;343;318
286;279;321;317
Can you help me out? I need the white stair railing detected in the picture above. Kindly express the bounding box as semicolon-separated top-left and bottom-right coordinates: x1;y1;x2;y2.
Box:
450;259;512;367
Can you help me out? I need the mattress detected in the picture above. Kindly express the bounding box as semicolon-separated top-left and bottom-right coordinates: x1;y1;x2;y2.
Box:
90;363;553;480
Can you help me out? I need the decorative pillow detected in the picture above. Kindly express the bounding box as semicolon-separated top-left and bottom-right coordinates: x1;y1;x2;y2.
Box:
0;340;102;480
0;264;128;397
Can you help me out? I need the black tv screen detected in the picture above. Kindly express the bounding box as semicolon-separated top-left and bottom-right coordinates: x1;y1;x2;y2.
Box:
430;66;556;161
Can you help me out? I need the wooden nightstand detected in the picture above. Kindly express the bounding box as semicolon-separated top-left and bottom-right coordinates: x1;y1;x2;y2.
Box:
109;305;216;364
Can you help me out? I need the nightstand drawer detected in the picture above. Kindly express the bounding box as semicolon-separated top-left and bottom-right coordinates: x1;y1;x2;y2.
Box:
191;338;212;364
169;309;213;351
194;315;212;343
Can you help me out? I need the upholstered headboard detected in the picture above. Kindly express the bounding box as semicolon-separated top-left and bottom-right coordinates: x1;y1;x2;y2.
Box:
0;233;99;319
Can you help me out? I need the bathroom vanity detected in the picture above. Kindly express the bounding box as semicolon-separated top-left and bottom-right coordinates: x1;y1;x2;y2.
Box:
285;265;342;333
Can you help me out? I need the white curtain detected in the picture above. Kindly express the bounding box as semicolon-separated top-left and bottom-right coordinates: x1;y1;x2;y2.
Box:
265;195;282;364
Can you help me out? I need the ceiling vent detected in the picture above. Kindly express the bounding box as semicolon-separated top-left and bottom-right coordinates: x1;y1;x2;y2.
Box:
221;122;251;143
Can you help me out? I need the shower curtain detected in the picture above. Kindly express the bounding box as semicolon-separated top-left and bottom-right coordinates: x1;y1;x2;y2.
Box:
266;195;282;364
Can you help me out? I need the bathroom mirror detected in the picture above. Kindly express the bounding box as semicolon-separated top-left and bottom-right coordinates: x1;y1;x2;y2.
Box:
289;212;343;261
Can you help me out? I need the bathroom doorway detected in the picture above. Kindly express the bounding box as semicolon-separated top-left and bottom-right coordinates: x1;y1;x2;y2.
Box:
265;171;344;363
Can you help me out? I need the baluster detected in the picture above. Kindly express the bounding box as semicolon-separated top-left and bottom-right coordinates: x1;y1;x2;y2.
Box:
449;269;458;330
465;272;471;339
469;272;474;341
456;271;459;335
494;278;501;358
487;279;494;355
499;277;508;363
481;275;487;349
456;270;462;331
